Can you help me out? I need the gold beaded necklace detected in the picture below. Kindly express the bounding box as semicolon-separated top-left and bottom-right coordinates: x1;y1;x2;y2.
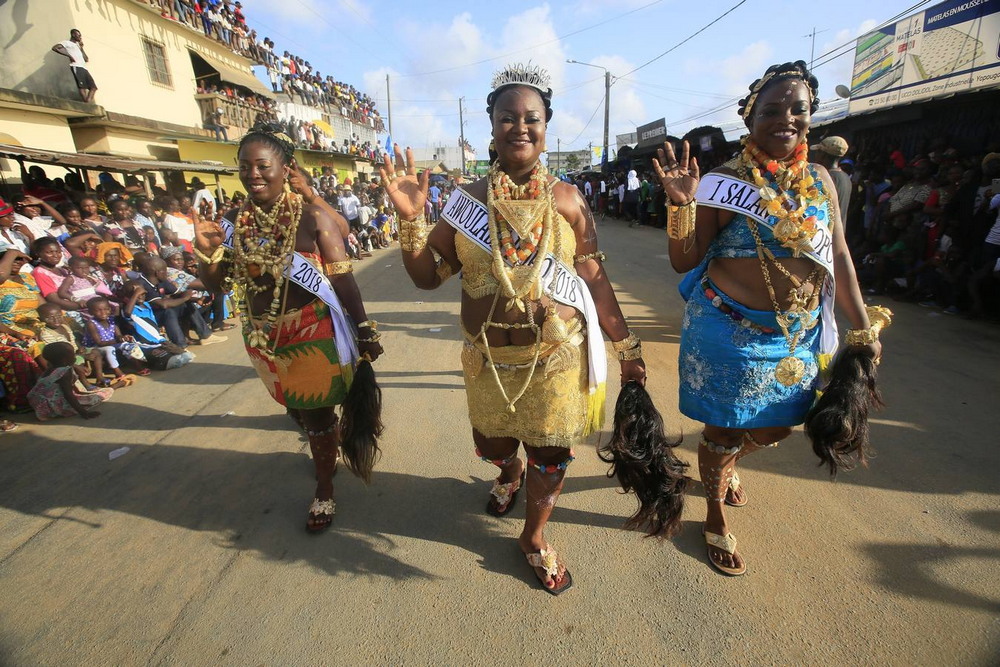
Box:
231;190;304;357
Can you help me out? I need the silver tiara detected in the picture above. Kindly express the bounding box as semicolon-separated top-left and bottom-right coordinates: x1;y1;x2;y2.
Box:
491;63;551;93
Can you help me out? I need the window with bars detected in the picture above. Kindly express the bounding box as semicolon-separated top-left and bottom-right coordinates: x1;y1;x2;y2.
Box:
141;38;172;87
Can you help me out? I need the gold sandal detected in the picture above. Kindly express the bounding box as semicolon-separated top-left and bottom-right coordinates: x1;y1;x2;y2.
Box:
704;526;746;576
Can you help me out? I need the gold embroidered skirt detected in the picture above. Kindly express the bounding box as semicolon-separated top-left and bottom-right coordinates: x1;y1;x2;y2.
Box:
460;323;591;449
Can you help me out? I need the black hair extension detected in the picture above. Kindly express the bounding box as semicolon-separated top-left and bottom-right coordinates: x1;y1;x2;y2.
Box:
338;359;383;484
599;381;689;539
805;348;883;477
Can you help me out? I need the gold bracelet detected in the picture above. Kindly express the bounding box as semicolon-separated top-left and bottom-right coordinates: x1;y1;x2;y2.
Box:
435;260;454;283
844;327;877;346
357;332;382;344
845;306;893;346
193;246;227;264
666;199;696;241
324;260;353;275
357;319;378;331
399;214;429;252
574;250;606;264
618;345;643;361
611;330;640;353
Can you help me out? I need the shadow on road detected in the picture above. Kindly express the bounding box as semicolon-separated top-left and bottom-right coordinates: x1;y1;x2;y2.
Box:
861;509;1000;613
0;435;644;586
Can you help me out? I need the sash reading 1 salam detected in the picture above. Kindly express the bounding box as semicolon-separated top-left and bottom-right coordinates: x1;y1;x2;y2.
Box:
440;188;608;395
219;217;360;369
695;173;834;273
694;172;840;357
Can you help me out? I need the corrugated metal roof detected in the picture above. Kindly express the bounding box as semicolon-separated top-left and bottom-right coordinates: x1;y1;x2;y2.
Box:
0;142;235;174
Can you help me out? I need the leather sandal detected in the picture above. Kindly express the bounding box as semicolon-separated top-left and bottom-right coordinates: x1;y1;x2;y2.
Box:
306;497;335;533
486;469;525;517
704;526;746;576
725;470;748;507
524;545;574;596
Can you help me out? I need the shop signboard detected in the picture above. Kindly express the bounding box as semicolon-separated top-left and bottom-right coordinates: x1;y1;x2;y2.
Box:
635;118;667;148
849;0;1000;113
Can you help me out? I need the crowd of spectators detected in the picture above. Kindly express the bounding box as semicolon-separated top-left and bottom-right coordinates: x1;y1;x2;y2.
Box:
0;165;237;429
136;0;385;135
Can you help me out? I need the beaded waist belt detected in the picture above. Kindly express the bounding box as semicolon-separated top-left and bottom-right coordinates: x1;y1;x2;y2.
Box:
700;276;776;334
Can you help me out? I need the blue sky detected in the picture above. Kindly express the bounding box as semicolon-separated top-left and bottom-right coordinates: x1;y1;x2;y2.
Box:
241;0;925;156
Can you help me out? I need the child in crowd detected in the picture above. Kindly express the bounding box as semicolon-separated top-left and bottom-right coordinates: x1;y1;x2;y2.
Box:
118;281;195;370
143;226;160;254
27;342;113;421
57;256;113;310
37;302;103;386
82;296;145;384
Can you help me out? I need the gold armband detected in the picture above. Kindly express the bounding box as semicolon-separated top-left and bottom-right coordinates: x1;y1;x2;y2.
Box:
666;199;696;241
611;330;641;353
435;260;454;283
193;246;227;265
399;214;429;252
574;250;606;264
324;260;353;275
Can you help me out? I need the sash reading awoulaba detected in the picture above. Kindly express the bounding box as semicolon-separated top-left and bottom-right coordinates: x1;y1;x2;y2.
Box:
219;217;360;370
694;172;838;357
440;187;608;396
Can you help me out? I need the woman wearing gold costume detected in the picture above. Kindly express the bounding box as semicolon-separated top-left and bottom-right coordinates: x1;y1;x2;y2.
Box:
654;61;889;577
381;64;644;595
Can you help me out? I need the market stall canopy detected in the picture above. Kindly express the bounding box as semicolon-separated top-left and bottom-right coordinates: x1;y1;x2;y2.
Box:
0;142;235;175
188;49;275;99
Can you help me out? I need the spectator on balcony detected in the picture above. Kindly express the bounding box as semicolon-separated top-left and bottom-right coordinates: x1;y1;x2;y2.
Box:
51;29;97;104
202;108;229;142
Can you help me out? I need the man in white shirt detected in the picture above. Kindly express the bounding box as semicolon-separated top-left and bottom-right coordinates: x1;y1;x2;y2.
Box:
190;178;217;219
339;186;361;229
51;29;96;103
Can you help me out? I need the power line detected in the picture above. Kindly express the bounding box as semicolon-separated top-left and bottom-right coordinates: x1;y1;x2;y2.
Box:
566;93;606;146
618;0;750;78
398;0;665;78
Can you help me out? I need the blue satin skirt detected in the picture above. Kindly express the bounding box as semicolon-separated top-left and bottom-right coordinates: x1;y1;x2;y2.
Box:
678;275;821;429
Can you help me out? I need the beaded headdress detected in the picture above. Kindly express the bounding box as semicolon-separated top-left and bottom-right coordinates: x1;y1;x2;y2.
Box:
741;69;814;119
491;63;551;93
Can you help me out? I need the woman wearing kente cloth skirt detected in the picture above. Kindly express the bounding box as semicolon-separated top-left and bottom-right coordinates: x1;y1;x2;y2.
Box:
382;64;645;595
194;124;383;534
654;61;890;576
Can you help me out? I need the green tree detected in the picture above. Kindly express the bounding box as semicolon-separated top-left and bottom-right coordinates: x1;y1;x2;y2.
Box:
565;153;581;172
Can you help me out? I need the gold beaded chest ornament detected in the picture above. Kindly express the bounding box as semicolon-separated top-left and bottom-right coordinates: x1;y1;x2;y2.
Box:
735;138;829;387
229;190;304;358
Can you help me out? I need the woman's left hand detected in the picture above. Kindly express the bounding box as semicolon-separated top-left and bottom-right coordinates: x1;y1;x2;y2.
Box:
620;358;646;386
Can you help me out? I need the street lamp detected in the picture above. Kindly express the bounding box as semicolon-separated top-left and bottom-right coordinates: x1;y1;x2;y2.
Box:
566;59;612;171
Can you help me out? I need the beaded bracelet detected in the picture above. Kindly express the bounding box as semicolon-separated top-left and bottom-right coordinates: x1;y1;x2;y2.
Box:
573;250;607;264
193;246;227;265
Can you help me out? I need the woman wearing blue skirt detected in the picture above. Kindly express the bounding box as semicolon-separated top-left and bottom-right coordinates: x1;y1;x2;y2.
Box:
653;61;885;576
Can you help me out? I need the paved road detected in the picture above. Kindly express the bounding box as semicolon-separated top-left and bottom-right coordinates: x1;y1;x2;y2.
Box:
1;217;997;665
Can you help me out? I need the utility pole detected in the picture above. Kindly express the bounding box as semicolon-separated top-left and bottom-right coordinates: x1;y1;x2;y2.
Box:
458;97;466;174
589;141;593;168
603;70;610;172
386;74;393;138
556;137;560;175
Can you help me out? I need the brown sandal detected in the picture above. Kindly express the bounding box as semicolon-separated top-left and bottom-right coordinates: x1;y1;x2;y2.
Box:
524;545;574;595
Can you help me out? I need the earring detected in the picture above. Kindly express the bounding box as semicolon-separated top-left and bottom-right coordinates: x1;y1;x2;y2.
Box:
489;139;496;153
283;181;292;194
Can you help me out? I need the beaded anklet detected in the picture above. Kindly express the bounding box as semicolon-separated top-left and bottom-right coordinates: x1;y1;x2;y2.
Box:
701;276;776;334
699;435;742;456
306;423;338;438
476;447;517;467
527;450;575;474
